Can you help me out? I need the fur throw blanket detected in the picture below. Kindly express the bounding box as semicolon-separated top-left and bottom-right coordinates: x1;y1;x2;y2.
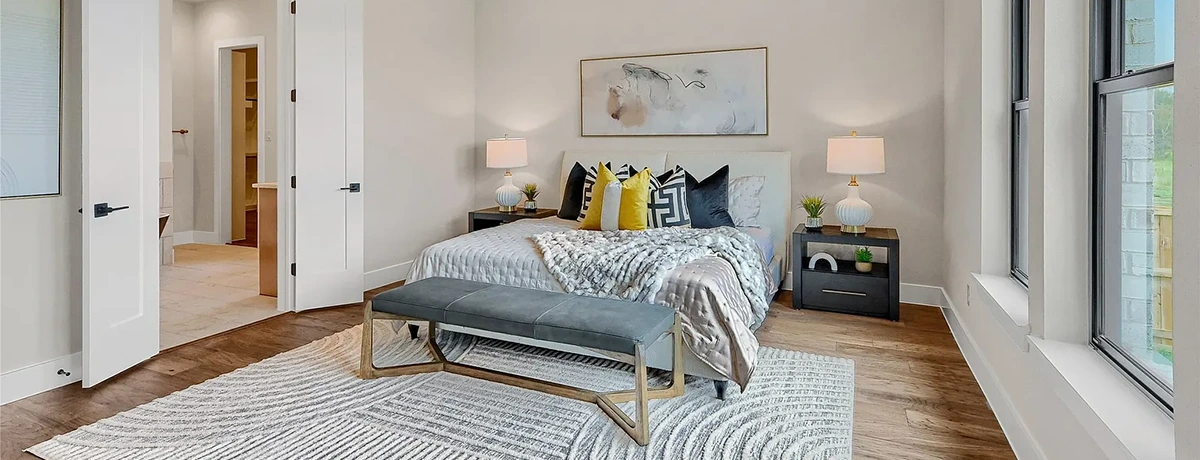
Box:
532;226;769;311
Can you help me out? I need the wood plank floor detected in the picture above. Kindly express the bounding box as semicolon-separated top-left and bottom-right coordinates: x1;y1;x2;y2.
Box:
0;287;1015;459
229;210;257;248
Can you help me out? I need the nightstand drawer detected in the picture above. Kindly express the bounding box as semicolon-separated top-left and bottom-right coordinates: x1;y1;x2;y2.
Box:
799;271;890;316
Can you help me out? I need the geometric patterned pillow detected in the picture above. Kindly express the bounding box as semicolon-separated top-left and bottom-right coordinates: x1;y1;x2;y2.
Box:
578;163;630;222
648;165;691;228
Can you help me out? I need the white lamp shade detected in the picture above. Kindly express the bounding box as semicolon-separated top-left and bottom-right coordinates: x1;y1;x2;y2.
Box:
826;135;885;175
486;137;528;169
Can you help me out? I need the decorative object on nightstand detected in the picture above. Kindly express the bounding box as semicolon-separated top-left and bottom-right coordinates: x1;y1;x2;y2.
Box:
827;131;885;234
522;183;540;212
801;195;827;229
486;135;528;212
808;252;837;272
793;224;900;321
469;206;557;232
854;246;873;273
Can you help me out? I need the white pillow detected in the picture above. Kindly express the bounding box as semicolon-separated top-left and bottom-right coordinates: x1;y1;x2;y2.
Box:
728;175;765;228
599;181;623;231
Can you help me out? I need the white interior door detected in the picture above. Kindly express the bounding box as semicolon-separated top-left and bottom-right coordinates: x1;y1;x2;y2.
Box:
293;0;364;310
81;0;160;386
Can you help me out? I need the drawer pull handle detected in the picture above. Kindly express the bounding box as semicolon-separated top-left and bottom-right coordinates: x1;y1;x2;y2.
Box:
822;289;867;297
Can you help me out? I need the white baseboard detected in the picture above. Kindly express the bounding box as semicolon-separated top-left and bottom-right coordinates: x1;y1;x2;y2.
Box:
364;260;412;290
173;230;221;246
942;296;1045;460
783;271;949;308
1;353;82;405
900;283;950;308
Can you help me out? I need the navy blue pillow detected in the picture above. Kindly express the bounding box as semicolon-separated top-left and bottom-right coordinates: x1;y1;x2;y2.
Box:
557;162;588;220
684;166;735;228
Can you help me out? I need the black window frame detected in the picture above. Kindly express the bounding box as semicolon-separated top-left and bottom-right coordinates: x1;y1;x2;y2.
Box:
1090;0;1175;414
1010;0;1030;286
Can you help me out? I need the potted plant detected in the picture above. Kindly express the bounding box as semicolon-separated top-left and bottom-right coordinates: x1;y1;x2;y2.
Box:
522;183;540;212
854;247;873;273
801;195;827;229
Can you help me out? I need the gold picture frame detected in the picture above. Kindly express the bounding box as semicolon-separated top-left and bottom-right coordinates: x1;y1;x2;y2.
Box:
579;46;768;137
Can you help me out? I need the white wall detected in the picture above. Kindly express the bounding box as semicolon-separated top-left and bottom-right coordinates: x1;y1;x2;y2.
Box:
939;0;1200;457
171;1;196;232
361;0;476;280
185;0;277;235
0;1;83;375
942;1;1105;458
1173;0;1200;456
472;0;946;286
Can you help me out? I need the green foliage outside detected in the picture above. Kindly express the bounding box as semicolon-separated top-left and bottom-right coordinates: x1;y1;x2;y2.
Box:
1153;87;1173;207
1156;344;1174;365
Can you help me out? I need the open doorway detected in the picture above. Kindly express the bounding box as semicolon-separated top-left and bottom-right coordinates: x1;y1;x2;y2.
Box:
230;47;259;249
159;1;280;351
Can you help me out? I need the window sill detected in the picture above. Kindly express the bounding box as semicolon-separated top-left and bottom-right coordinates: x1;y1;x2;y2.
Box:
971;273;1030;351
1029;337;1175;460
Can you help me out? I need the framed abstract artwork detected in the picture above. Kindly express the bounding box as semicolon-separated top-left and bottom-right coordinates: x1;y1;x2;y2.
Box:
580;47;768;137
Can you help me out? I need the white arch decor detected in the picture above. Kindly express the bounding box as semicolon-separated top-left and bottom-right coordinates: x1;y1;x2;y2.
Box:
808;252;837;272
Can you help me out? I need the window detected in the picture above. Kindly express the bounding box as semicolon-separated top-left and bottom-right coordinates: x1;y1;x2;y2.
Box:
0;0;62;198
1011;0;1030;285
1093;0;1175;412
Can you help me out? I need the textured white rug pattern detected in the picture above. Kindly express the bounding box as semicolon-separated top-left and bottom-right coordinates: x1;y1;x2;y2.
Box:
30;323;854;459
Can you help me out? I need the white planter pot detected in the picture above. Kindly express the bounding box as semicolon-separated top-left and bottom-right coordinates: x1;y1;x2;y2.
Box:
805;217;822;229
855;261;873;273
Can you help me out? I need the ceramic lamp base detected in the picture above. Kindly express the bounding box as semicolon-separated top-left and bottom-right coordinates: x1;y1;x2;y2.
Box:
835;183;873;234
495;172;522;213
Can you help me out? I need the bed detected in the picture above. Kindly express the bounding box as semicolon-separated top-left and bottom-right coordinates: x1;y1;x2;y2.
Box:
408;151;792;394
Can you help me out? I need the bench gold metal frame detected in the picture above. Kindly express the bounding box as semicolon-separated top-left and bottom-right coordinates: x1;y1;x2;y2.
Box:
358;300;684;446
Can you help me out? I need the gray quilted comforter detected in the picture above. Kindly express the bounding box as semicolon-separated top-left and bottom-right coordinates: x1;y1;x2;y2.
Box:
407;217;770;388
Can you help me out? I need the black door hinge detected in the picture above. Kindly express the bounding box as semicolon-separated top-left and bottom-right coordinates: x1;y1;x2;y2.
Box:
290;175;296;188
290;263;296;276
290;1;295;14
290;89;296;102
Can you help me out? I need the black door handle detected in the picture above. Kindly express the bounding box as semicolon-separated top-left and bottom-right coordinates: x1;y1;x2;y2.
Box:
339;183;360;193
93;203;129;218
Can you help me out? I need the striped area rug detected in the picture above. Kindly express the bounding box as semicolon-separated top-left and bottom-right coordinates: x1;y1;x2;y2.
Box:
29;323;854;460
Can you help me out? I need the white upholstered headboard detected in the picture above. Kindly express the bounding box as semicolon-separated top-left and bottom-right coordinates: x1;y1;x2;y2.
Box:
560;151;793;266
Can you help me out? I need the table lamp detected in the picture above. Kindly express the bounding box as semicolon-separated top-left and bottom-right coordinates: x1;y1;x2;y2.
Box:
486;135;528;212
827;131;885;234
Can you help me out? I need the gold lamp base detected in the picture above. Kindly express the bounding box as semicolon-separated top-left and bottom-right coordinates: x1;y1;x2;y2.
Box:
840;224;867;234
497;205;517;213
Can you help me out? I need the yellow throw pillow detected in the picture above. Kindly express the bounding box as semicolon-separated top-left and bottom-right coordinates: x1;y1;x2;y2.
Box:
580;163;652;231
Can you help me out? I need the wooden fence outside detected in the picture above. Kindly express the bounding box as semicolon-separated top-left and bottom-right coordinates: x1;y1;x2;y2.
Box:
1152;207;1173;353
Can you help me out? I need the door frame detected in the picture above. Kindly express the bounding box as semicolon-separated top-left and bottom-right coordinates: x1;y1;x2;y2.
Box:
276;0;295;312
213;36;267;246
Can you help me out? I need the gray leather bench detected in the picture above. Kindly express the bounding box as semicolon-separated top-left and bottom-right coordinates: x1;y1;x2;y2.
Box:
358;277;684;446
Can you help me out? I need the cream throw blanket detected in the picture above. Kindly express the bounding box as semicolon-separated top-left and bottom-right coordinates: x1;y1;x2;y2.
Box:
532;227;770;310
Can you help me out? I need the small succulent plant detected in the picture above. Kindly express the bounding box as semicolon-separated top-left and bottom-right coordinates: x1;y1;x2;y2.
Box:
801;195;827;219
855;247;873;263
522;183;540;200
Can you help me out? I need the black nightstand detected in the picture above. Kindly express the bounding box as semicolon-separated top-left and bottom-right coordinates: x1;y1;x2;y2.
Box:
469;207;557;232
792;225;900;321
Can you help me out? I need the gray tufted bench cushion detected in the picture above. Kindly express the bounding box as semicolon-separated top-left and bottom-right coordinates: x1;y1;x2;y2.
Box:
370;277;676;355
